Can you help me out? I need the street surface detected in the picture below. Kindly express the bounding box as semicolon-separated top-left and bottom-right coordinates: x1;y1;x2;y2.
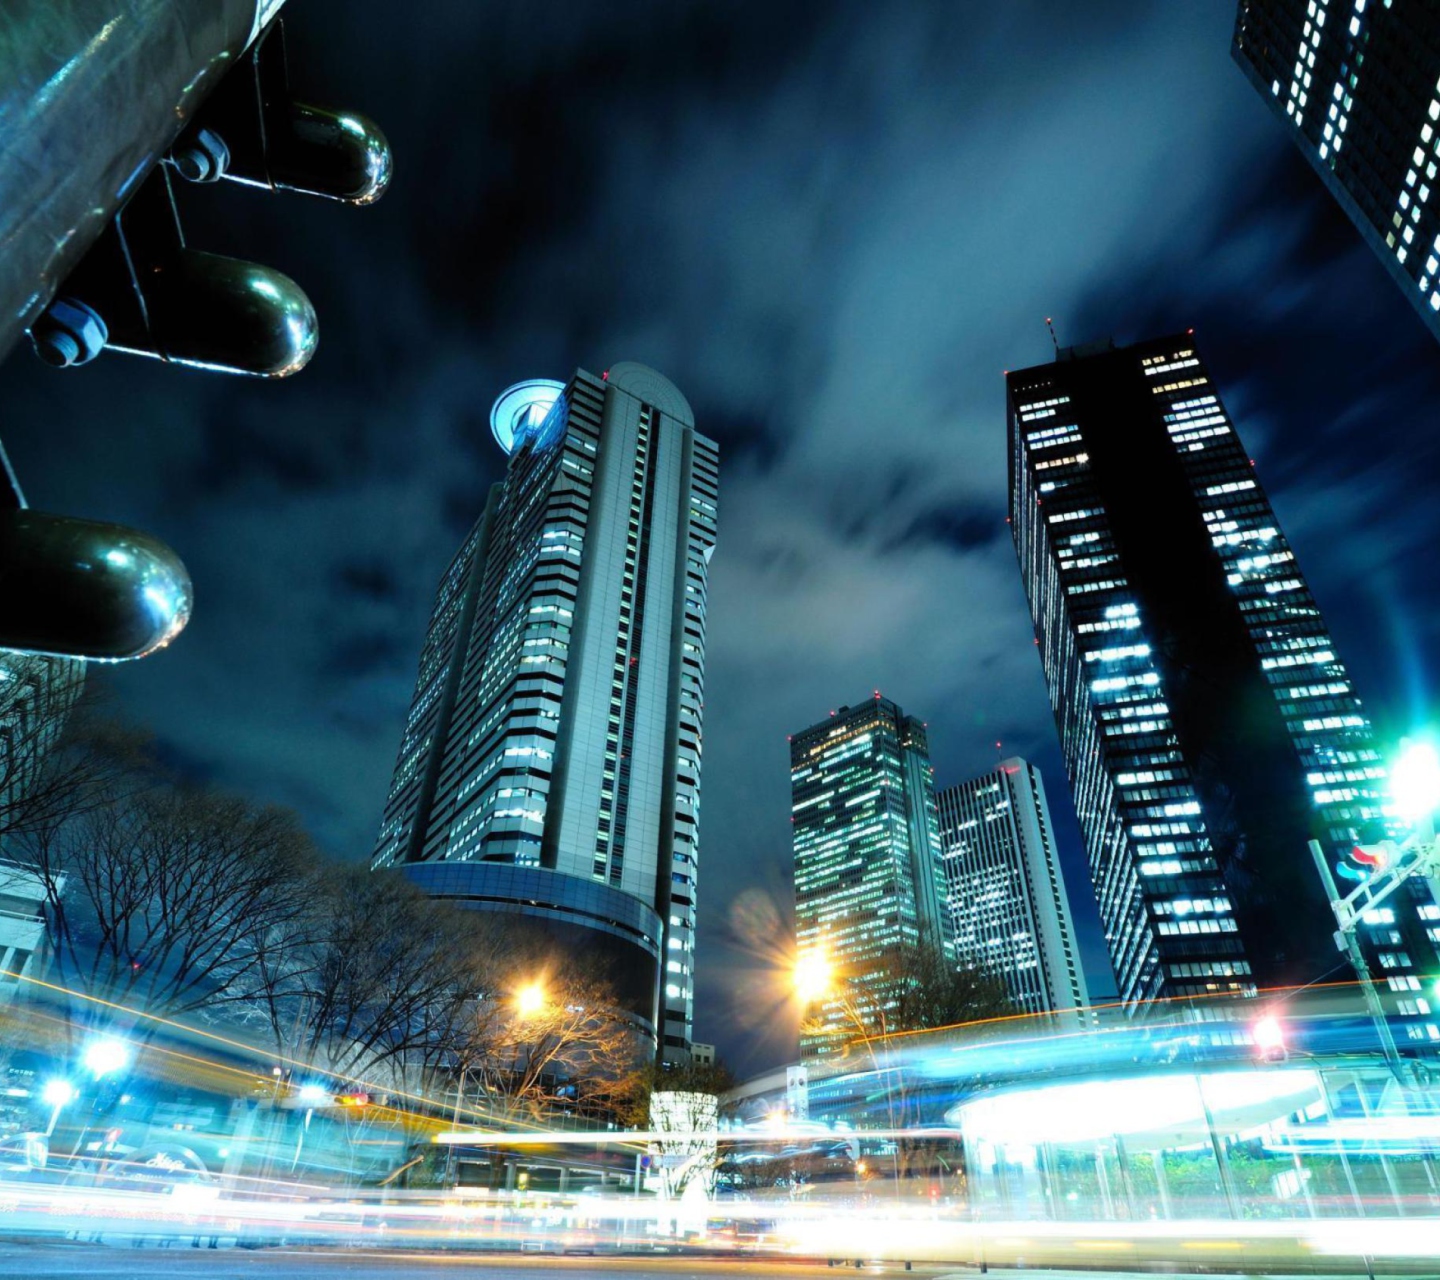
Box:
0;1245;1415;1279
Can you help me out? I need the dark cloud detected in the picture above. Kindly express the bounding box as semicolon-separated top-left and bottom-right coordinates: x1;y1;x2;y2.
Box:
3;0;1439;1074
335;560;402;603
885;507;1003;555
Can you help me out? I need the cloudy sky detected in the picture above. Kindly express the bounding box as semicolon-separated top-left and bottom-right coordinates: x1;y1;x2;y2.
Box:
4;0;1439;1072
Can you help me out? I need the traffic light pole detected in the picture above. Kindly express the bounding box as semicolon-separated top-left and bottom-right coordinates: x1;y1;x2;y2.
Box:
1309;840;1404;1078
1309;823;1440;1083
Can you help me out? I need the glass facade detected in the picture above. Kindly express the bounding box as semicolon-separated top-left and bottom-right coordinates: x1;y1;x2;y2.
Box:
936;758;1090;1019
790;696;953;1059
372;363;718;1063
1008;333;1439;1039
1233;0;1440;342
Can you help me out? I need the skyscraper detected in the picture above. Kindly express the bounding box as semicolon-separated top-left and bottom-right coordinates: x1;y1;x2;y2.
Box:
372;363;718;1064
790;696;953;1057
1233;1;1440;343
1009;333;1439;1040
936;759;1090;1018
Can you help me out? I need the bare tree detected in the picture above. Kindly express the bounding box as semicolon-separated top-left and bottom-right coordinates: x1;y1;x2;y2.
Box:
885;944;1013;1034
26;788;314;1032
617;1056;736;1129
223;865;499;1094
0;663;143;846
455;958;646;1125
802;945;1011;1192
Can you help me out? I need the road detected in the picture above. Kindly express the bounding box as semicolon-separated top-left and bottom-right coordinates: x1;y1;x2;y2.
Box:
0;1250;917;1279
0;1245;1407;1280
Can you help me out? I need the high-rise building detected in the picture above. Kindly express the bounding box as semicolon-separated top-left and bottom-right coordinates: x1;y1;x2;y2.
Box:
790;695;953;1058
1008;333;1439;1040
1233;1;1440;343
372;363;718;1063
936;758;1090;1018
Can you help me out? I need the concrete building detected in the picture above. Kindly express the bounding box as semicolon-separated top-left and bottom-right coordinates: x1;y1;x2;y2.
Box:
936;759;1090;1018
372;364;718;1063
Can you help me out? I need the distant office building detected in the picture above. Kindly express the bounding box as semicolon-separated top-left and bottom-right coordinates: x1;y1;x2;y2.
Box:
790;696;953;1058
372;364;718;1064
936;759;1090;1018
0;861;61;1003
1008;333;1439;1039
1233;1;1440;342
689;1042;716;1068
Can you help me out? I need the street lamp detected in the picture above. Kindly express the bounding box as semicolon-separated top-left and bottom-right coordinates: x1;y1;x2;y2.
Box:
82;1036;130;1079
1392;738;1440;827
515;981;546;1019
793;950;833;1005
40;1079;75;1137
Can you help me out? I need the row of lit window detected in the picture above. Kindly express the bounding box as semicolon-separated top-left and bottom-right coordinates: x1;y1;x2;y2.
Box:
1282;0;1327;126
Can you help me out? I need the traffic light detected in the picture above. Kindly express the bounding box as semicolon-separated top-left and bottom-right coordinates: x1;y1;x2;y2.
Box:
1337;835;1395;884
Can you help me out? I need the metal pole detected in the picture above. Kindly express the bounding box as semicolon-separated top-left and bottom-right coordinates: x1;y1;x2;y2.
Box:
1196;1077;1240;1220
1151;1149;1173;1221
1317;1068;1365;1218
1309;840;1407;1081
447;1063;467;1189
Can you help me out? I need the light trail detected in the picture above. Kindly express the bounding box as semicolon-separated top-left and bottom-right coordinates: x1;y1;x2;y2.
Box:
2;979;1439;1272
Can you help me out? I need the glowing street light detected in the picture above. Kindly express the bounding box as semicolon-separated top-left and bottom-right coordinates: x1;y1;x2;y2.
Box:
41;1079;75;1108
82;1036;130;1079
793;950;833;1005
41;1078;76;1137
1391;738;1440;825
515;981;546;1019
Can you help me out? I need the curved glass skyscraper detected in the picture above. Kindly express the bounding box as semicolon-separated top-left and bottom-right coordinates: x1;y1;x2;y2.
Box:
372;363;718;1064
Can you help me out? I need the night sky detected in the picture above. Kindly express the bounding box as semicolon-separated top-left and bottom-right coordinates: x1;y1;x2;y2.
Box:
4;0;1439;1074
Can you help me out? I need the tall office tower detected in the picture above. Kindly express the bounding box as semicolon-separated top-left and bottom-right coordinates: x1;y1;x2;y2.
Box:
790;696;953;1058
1009;333;1439;1039
1233;1;1440;343
936;759;1090;1018
372;364;719;1064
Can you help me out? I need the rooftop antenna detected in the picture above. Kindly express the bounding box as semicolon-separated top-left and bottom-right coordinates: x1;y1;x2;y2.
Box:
1045;316;1060;356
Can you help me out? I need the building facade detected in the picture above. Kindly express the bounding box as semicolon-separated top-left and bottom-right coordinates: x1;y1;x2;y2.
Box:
0;652;84;1001
790;696;953;1058
1008;333;1439;1041
1233;0;1440;343
935;758;1090;1018
372;363;718;1063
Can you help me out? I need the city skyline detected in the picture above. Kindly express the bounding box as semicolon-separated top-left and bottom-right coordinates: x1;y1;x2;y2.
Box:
3;1;1439;1072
